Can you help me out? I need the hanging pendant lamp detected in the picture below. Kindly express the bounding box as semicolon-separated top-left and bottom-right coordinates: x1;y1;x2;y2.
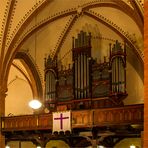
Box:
29;99;42;109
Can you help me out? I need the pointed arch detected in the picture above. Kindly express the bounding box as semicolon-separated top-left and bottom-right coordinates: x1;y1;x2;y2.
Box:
15;51;43;100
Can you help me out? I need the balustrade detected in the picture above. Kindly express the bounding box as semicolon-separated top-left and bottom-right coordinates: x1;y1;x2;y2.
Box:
1;104;143;131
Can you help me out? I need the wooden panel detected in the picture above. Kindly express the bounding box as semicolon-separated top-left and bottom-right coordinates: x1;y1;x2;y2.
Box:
2;114;52;131
3;115;38;130
72;110;92;128
38;114;52;129
93;104;143;125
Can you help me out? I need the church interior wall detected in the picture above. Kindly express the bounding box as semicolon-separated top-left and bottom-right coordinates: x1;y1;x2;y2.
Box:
5;60;33;116
0;0;144;147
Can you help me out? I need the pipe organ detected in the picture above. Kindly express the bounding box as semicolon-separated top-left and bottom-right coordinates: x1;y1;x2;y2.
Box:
44;31;127;111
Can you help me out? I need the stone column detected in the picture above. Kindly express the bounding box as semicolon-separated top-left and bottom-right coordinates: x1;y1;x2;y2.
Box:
0;87;7;148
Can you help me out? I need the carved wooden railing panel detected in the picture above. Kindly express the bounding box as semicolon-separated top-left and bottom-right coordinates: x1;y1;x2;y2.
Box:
72;110;92;128
93;104;144;126
3;115;39;131
2;104;143;131
2;114;52;131
38;114;52;129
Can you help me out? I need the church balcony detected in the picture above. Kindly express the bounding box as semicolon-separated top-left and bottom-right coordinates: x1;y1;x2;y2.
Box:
1;104;143;132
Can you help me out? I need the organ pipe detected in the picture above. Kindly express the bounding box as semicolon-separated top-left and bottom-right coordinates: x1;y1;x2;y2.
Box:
110;40;126;94
73;31;91;99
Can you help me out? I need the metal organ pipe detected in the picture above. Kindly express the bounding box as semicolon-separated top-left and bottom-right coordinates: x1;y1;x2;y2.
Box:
73;31;91;99
110;40;126;94
45;72;49;100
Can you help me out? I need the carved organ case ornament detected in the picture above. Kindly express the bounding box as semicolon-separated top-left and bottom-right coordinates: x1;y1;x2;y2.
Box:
44;30;127;111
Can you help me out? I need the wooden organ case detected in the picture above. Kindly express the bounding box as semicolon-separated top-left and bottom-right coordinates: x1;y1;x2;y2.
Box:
44;56;58;110
44;31;127;111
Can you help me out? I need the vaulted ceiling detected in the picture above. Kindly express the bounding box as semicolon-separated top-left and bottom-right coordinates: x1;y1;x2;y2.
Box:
0;0;144;98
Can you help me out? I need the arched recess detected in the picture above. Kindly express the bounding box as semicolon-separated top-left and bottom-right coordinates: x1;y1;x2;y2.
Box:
15;51;43;100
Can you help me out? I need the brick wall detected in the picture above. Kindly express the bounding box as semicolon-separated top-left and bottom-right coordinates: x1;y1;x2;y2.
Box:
144;1;148;147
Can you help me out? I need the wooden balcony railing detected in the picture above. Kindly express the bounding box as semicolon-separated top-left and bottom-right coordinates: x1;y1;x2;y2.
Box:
1;104;143;132
2;114;52;131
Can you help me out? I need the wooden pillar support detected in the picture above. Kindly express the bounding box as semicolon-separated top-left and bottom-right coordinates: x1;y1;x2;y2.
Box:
91;139;97;148
0;86;7;148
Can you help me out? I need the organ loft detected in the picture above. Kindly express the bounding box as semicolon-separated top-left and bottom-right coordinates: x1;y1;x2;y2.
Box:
2;30;143;148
